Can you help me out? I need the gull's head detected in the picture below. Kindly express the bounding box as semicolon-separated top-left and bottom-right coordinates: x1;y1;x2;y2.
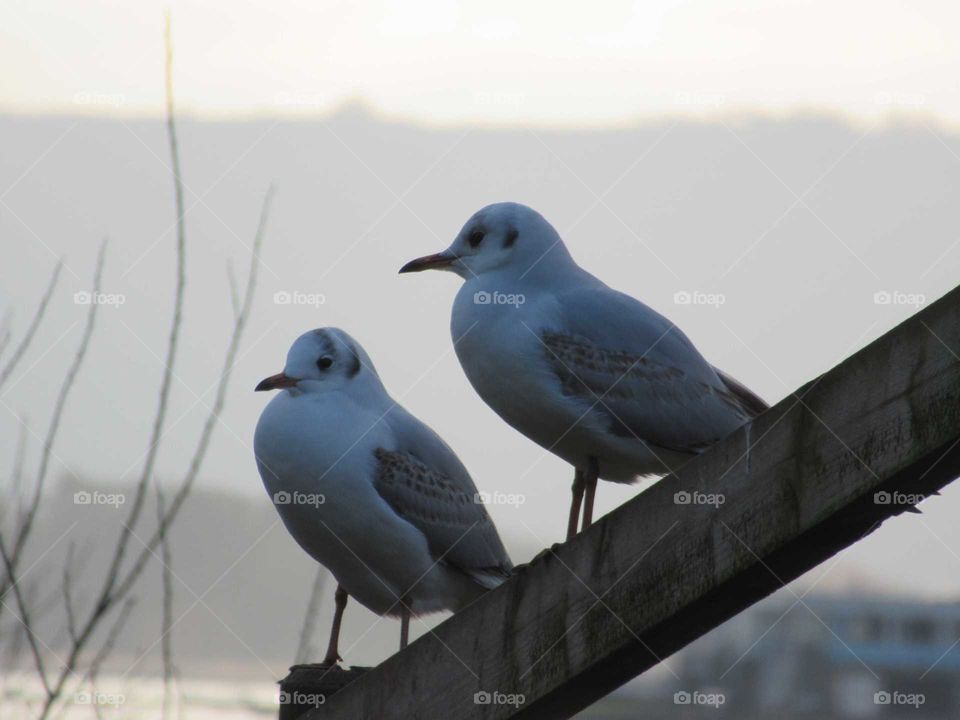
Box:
255;328;377;395
399;202;572;280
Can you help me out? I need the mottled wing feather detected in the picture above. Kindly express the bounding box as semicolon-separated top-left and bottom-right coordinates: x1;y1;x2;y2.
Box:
542;329;753;453
373;448;511;581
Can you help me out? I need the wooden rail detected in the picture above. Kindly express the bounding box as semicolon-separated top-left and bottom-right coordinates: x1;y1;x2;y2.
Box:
294;284;960;720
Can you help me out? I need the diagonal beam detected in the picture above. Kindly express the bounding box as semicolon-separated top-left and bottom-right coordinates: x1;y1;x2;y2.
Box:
303;284;960;720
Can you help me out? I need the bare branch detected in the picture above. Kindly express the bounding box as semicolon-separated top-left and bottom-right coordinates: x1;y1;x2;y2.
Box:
97;10;188;608
112;183;274;601
0;259;63;389
3;417;29;526
87;598;135;720
0;308;14;362
3;21;272;718
10;240;106;563
62;544;79;645
0;531;50;696
0;241;105;626
155;486;178;720
226;258;241;320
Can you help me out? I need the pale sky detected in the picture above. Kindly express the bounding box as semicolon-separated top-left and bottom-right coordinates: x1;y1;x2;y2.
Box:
1;0;957;125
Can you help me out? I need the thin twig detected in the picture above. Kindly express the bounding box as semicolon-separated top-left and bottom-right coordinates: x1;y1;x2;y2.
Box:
112;184;273;601
97;10;188;612
41;182;272;719
61;544;79;645
226;258;241;320
0;242;105;630
87;598;135;720
10;241;106;563
0;531;50;695
3;417;28;526
6;22;273;718
30;23;188;717
0;308;14;362
156;486;177;720
0;260;63;389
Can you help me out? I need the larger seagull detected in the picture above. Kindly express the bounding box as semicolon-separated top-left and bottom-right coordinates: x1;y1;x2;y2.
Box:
400;202;767;541
254;328;512;663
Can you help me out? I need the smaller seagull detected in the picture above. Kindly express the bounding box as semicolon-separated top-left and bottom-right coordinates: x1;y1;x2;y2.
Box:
254;328;512;663
400;202;767;542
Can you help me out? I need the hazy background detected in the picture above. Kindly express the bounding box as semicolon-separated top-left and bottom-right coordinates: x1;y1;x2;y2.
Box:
3;0;960;715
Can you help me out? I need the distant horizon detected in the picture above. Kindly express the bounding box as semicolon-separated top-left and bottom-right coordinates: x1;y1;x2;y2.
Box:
4;1;957;128
1;101;955;134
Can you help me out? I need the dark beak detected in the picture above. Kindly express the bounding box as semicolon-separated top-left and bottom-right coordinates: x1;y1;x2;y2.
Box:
255;372;299;392
398;251;456;274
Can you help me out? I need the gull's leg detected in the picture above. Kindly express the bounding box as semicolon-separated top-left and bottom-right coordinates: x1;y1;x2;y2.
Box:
322;584;349;665
399;600;411;651
581;457;599;531
566;468;586;542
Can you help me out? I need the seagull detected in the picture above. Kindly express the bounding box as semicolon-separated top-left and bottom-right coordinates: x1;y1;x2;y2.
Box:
253;328;512;663
400;202;767;542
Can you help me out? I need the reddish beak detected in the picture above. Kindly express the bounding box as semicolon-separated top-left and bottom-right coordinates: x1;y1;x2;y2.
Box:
255;373;299;392
398;251;456;273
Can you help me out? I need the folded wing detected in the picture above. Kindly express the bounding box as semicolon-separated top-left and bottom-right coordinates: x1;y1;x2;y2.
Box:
543;285;766;454
372;429;512;588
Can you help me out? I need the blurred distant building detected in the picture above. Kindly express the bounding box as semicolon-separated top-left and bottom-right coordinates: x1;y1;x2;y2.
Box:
677;594;960;719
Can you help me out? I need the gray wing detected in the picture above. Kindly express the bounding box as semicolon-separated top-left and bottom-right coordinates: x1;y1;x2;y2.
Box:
543;286;765;453
713;366;769;417
374;412;512;585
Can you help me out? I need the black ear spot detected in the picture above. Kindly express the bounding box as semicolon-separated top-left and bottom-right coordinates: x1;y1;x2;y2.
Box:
347;350;361;378
468;229;485;248
504;228;519;248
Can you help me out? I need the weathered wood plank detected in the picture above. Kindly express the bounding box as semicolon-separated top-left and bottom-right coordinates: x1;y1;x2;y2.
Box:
302;285;960;720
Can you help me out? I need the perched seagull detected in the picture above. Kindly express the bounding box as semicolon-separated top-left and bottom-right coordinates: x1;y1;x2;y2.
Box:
254;328;512;663
400;202;767;541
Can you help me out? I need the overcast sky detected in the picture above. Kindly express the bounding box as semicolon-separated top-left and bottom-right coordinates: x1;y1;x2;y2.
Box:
2;0;958;125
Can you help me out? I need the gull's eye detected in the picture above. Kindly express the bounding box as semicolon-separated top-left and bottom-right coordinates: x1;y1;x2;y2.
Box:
317;356;333;371
468;229;485;248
